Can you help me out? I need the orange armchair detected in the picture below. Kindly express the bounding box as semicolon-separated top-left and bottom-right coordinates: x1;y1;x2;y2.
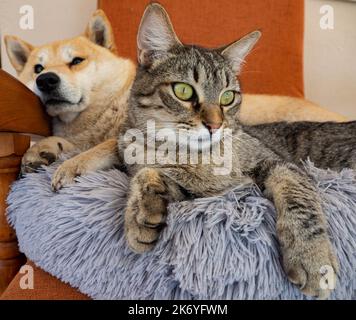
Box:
0;0;347;300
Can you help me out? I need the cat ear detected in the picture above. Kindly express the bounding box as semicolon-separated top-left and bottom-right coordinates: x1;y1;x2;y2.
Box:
4;35;34;73
85;9;117;53
220;30;261;73
137;3;182;66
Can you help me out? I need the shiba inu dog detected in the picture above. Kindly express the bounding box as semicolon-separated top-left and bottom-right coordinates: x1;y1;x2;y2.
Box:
5;10;136;173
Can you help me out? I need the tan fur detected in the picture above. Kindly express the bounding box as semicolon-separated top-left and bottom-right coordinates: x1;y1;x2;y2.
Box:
84;9;118;54
239;94;347;125
51;138;119;190
5;10;136;173
21;136;75;173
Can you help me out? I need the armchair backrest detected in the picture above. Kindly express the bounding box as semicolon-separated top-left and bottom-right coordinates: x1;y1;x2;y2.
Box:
99;0;304;97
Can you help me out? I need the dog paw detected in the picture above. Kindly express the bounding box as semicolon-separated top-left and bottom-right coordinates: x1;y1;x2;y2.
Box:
282;239;338;299
51;158;85;191
22;148;58;174
125;169;168;253
21;137;75;175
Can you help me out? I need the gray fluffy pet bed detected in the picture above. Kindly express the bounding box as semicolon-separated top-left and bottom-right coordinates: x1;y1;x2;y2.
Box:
6;161;356;300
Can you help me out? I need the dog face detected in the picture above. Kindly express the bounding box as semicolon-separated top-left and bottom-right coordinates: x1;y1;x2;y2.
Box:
5;10;126;123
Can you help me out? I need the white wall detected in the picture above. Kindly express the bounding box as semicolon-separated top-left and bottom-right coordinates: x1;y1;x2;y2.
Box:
1;0;356;119
304;0;356;119
0;0;97;77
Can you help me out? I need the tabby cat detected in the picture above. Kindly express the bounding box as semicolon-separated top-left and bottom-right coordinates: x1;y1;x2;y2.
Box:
52;3;354;299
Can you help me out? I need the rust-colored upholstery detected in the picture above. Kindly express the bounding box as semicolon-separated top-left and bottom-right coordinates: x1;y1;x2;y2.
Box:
0;262;89;300
99;0;304;97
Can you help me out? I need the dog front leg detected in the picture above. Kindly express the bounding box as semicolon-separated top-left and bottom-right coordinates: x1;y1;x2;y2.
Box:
51;138;120;191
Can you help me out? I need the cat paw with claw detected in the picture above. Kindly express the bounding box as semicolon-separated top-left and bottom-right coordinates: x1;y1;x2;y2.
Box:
125;168;168;253
282;238;338;299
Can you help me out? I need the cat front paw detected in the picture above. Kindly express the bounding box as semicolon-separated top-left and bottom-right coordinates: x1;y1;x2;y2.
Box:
125;168;168;253
282;238;339;299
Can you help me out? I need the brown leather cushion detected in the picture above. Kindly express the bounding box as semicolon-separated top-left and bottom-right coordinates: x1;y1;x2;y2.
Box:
0;262;89;300
99;0;304;97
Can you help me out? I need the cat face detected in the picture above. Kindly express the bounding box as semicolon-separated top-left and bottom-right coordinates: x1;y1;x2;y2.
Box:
129;3;261;150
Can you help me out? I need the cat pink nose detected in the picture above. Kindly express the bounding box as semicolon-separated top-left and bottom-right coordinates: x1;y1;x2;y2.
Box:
203;121;222;134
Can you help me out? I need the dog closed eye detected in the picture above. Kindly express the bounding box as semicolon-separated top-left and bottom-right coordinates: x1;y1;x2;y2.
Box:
69;57;85;67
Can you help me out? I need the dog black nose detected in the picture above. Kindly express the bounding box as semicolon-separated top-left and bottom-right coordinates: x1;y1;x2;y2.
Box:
36;72;60;93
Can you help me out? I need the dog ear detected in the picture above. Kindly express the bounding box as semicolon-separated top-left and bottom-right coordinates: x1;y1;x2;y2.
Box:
85;9;117;54
4;35;34;73
219;30;261;73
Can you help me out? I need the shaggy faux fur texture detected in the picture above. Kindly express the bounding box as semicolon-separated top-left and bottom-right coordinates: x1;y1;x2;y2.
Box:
6;161;356;299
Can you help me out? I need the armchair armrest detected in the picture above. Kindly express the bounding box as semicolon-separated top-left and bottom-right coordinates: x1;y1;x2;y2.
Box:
0;69;51;294
0;70;51;135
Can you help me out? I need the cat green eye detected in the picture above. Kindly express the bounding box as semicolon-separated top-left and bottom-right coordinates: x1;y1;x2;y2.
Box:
220;91;235;106
173;83;194;101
